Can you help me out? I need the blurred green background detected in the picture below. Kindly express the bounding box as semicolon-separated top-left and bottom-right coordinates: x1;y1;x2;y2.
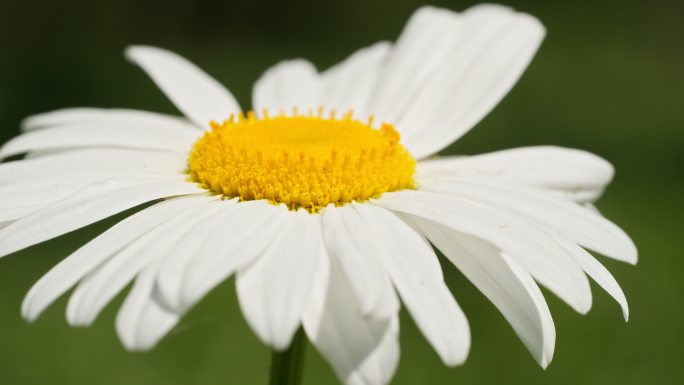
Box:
0;0;682;384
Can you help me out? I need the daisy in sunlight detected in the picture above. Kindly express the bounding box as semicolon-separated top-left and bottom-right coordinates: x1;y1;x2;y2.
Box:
0;4;635;385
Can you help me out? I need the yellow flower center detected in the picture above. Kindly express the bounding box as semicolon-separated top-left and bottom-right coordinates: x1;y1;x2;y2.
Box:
187;111;416;211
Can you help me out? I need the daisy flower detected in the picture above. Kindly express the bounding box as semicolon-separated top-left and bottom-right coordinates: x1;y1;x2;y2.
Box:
0;4;635;385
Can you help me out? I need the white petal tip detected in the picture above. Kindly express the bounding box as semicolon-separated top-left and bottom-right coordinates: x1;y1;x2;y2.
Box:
516;12;547;36
440;341;471;367
613;234;638;265
271;337;295;353
21;288;49;323
21;304;40;323
116;321;159;352
575;301;592;316
537;346;554;370
20;300;35;322
621;301;630;322
571;290;593;315
68;320;91;328
22;312;38;324
66;314;94;327
119;338;156;352
539;358;550;370
442;352;469;367
65;304;95;327
124;45;154;62
625;248;639;265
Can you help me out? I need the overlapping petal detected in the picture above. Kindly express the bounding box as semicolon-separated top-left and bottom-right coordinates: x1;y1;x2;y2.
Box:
237;209;324;350
21;195;216;322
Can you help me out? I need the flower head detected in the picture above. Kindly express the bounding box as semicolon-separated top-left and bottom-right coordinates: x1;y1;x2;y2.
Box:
0;4;636;385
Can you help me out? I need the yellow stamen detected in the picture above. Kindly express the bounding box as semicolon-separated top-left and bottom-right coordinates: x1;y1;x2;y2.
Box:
187;110;416;211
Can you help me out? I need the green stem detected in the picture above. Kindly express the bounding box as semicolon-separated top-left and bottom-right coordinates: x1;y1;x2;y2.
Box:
269;328;306;385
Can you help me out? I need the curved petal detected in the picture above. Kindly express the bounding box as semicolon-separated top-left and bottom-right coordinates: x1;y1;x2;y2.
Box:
353;202;470;366
416;180;630;321
0;148;188;184
365;6;466;125
20;108;200;132
0;179;206;258
553;235;630;321
236;209;323;350
150;198;241;310
343;318;399;385
116;261;181;351
1;119;200;159
419;177;637;264
0;170;185;223
66;199;222;326
319;42;392;123
252;59;321;115
372;190;592;315
320;204;399;319
365;5;544;158
303;247;399;385
405;215;555;367
21;195;213;322
416;146;614;203
125;46;241;129
160;200;290;313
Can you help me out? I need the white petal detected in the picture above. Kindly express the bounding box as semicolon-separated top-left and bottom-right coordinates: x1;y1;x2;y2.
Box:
319;42;391;122
21;195;211;322
400;7;544;158
252;60;321;115
0;174;185;224
353;202;470;366
66;199;221;326
21;108;200;132
365;5;544;158
0;204;45;223
0;172;185;223
0;148;187;184
125;46;241;129
365;6;465;126
416;146;614;203
236;209;323;350
150;197;241;310
416;182;629;321
405;215;555;367
0;179;206;258
373;190;592;314
553;235;630;321
345;317;400;385
420;177;637;264
116;261;181;351
1;120;200;159
303;247;399;385
159;200;290;313
320;204;399;319
22;108;112;131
